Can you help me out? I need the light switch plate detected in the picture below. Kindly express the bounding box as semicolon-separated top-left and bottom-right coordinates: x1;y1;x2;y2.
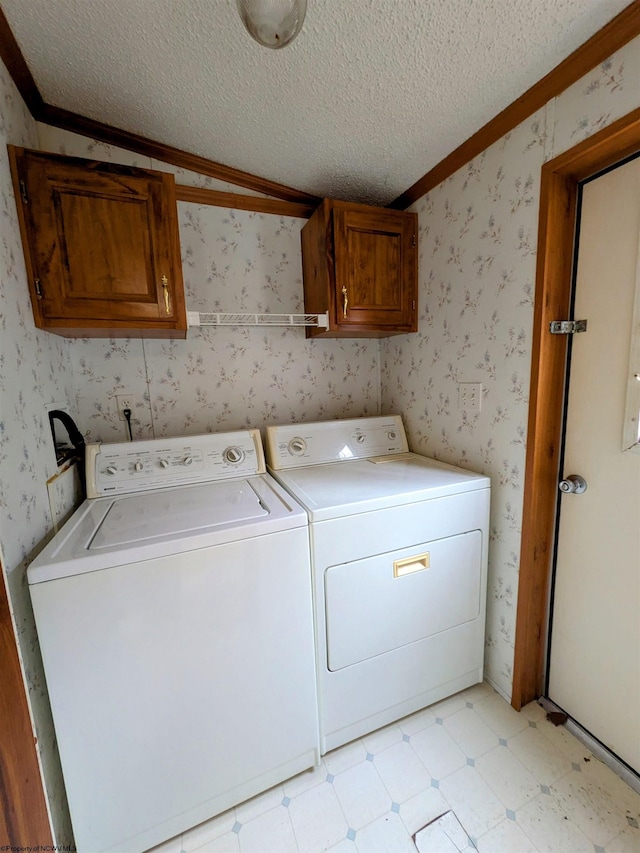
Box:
458;382;483;412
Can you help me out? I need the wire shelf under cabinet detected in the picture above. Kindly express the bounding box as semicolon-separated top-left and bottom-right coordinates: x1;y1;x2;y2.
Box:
187;311;329;329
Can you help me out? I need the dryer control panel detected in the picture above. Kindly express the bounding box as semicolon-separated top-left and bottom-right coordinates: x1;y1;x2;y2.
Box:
86;429;265;497
266;416;408;469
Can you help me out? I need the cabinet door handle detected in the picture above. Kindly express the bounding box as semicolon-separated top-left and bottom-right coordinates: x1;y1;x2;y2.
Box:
341;285;348;319
161;275;171;315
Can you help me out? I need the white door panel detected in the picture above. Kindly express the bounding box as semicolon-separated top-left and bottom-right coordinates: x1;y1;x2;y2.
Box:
548;156;640;773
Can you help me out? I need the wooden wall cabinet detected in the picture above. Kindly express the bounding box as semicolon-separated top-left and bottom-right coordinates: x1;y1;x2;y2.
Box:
301;199;418;338
9;147;187;338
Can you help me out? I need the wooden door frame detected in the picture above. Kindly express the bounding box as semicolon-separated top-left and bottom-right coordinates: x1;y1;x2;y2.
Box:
0;558;53;844
511;106;640;710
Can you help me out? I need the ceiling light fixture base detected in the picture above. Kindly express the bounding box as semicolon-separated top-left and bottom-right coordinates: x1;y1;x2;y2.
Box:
236;0;307;49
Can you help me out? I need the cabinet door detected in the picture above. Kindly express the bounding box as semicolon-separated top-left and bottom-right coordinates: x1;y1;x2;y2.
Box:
11;148;186;337
333;207;416;332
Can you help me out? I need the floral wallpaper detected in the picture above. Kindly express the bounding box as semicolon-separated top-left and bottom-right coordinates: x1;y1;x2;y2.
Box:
38;126;381;444
380;113;543;699
381;34;640;701
0;31;639;846
0;64;76;844
552;40;640;157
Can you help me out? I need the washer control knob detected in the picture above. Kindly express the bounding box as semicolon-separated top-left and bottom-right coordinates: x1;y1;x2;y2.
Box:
159;458;170;469
388;431;397;440
223;446;245;465
106;465;118;475
288;437;307;456
182;455;194;466
355;434;366;444
134;461;144;472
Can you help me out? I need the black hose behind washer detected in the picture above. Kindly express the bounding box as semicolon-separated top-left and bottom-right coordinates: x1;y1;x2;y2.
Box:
48;410;86;497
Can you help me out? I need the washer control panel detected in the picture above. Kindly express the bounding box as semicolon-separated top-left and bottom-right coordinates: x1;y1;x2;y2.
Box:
265;416;408;469
86;429;265;497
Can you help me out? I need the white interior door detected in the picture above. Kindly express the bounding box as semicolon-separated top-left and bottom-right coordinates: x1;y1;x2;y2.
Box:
547;155;640;774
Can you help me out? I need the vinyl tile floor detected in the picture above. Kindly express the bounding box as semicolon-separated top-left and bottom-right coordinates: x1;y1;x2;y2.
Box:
149;682;640;853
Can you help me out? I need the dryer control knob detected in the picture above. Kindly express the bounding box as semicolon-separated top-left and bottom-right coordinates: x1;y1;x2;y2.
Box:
288;437;307;456
355;434;366;444
159;458;170;469
223;446;245;465
182;455;194;466
388;431;397;440
105;465;118;475
134;461;144;472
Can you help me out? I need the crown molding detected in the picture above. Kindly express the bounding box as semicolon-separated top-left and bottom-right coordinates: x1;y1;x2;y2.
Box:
1;2;638;212
37;103;321;206
0;8;320;207
175;184;315;218
390;0;640;209
0;7;44;116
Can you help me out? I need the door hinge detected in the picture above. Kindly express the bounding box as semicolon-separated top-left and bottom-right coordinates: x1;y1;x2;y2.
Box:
19;178;29;204
549;319;587;335
411;234;416;248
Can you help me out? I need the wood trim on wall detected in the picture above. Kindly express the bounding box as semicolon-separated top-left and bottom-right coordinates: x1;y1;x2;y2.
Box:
0;10;44;116
37;104;321;207
511;105;640;711
0;560;53;845
0;8;320;208
175;184;316;219
2;3;639;212
390;0;640;210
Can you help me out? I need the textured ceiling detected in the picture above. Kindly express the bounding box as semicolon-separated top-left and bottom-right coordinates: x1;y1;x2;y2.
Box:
0;0;631;204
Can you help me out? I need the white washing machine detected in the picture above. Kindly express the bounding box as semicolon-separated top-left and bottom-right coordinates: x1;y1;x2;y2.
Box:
265;415;491;754
28;430;319;853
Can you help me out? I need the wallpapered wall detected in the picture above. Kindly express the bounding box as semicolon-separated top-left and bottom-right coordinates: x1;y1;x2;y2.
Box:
381;37;640;700
37;124;382;445
1;32;639;845
0;64;75;843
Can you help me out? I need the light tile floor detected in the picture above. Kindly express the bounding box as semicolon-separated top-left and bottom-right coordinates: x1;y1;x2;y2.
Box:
150;682;640;853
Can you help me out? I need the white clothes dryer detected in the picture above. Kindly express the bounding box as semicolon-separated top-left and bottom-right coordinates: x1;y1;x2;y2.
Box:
265;415;490;754
28;430;319;853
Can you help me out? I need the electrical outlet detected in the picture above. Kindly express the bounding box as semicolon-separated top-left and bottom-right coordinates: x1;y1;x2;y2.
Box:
458;382;483;412
115;394;143;421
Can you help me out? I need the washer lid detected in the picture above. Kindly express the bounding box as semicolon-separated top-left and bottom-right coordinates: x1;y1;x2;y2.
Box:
271;453;490;522
89;480;268;549
28;474;307;583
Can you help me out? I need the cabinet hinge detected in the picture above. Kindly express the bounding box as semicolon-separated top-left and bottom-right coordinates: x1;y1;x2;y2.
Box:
549;319;587;335
34;278;43;299
411;234;416;248
19;179;29;204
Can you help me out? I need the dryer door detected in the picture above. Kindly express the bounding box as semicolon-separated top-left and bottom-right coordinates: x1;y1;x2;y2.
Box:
324;531;482;671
